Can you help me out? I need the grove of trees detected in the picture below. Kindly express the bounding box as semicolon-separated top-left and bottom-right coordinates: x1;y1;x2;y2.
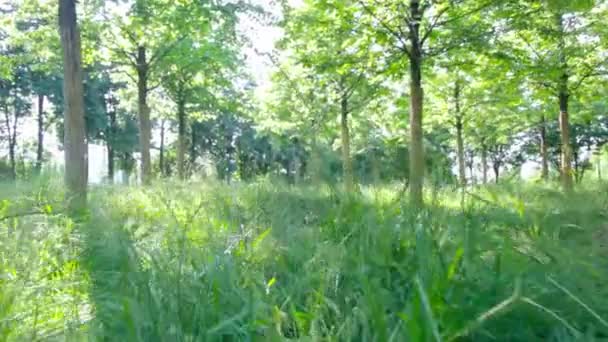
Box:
0;0;606;206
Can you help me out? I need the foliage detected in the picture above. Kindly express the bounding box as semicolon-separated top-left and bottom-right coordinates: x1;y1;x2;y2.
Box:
2;178;608;340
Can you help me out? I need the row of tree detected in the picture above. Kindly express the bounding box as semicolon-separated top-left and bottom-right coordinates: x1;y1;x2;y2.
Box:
264;0;608;205
1;0;607;209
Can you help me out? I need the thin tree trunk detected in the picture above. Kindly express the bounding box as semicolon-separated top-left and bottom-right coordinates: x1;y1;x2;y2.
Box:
493;163;500;184
159;119;165;177
556;13;573;192
573;149;580;183
558;90;573;191
456;121;466;186
106;145;114;184
467;153;474;185
10;103;18;179
3;107;16;180
408;0;424;207
340;95;354;192
107;105;116;183
59;0;87;210
190;123;197;173
36;94;44;173
539;115;549;180
481;142;488;184
8;136;16;180
136;46;152;185
454;79;466;187
177;97;186;180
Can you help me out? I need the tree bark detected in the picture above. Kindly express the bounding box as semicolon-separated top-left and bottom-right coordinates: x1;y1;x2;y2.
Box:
481;142;488;184
467;152;474;185
136;46;152;185
8;130;16;180
3;105;16;180
493;163;500;184
556;13;573;192
408;0;425;207
454;80;466;187
59;0;87;210
539;115;549;180
177;96;186;180
159;119;165;177
190;123;197;172
340;95;354;192
558;90;573;191
573;148;581;183
107;106;116;183
36;94;44;173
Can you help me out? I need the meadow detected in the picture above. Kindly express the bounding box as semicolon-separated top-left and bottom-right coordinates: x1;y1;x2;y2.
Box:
1;177;607;341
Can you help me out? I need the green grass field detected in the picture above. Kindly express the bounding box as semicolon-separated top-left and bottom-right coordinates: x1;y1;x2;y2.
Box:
1;178;607;341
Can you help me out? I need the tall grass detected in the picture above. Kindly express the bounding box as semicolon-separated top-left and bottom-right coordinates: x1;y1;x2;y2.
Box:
1;178;607;341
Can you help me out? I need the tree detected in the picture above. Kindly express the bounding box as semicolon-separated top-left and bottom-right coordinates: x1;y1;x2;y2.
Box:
279;0;383;192
59;0;87;209
161;31;241;180
501;0;607;191
356;0;496;206
102;0;249;184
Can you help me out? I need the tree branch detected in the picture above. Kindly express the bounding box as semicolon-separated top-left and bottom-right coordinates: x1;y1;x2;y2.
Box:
149;36;188;67
357;0;411;57
571;60;608;92
420;4;451;46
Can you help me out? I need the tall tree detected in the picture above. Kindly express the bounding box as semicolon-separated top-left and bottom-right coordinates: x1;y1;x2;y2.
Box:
501;0;607;191
357;0;495;206
59;0;87;209
280;0;382;192
102;0;248;184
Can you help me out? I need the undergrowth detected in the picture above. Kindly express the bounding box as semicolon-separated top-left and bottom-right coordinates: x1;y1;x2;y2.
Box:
1;178;608;341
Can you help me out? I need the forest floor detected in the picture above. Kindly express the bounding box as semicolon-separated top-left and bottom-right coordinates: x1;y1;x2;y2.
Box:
1;178;608;341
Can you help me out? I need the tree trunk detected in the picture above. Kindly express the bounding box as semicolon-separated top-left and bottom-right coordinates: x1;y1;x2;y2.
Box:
3;106;16;180
8;136;16;180
539;115;549;180
36;94;44;173
340;95;354;192
454;80;466;187
558;90;573;191
105;144;114;183
456;120;466;186
408;0;424;207
159;119;165;177
10;102;18;179
467;153;474;185
481;142;488;184
190;123;197;173
556;13;573;192
107;105;116;183
573;148;581;183
59;0;87;210
493;163;500;184
136;46;152;185
177;97;186;180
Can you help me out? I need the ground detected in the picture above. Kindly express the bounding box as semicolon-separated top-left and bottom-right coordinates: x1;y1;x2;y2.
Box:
1;178;607;341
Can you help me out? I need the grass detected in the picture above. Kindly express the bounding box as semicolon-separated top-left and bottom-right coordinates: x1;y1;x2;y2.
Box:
1;177;608;341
